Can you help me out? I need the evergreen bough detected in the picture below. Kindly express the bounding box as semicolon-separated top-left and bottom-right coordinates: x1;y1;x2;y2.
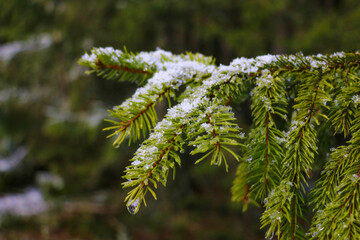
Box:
79;47;360;239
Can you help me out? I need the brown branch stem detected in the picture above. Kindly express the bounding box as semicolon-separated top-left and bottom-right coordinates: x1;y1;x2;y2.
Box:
143;124;186;184
117;87;170;131
97;59;152;75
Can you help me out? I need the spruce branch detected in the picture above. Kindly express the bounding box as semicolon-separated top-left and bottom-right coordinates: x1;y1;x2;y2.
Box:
187;99;244;171
261;69;333;239
121;58;247;211
79;47;215;85
103;56;215;147
329;74;360;136
309;110;360;239
310;145;351;211
310;81;360;211
79;47;360;238
246;71;287;202
103;74;174;147
123;119;186;214
79;47;157;85
309;169;360;239
231;162;251;211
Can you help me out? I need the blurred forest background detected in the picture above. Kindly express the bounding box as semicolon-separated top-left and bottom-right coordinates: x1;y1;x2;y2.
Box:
1;0;360;239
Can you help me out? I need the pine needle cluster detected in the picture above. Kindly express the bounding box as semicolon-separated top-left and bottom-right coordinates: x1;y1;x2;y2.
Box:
80;47;360;239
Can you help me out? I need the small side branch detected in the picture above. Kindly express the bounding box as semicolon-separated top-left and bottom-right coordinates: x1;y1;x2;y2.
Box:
96;59;153;75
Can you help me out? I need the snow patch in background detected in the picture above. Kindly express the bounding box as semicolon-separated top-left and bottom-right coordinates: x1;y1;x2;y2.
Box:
0;147;27;172
0;189;47;218
0;34;52;61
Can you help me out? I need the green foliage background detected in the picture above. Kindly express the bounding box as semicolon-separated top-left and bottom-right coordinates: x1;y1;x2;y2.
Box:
1;0;360;239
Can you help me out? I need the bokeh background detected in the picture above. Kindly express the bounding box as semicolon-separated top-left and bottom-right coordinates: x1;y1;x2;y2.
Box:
1;0;360;239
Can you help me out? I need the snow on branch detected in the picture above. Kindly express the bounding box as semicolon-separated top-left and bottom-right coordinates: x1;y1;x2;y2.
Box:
80;47;360;239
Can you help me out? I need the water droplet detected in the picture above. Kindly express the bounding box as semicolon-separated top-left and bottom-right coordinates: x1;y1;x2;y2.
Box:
127;198;139;215
266;231;274;240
